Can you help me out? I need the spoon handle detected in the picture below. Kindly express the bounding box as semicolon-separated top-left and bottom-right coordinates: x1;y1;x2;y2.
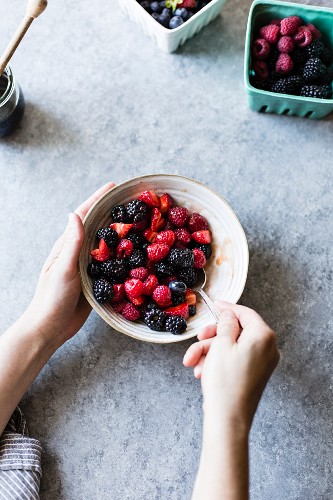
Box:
197;289;221;323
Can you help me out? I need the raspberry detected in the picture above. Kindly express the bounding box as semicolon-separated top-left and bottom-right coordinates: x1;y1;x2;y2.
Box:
152;285;172;308
151;208;166;231
128;249;146;268
112;300;127;313
155;230;176;246
294;26;312;48
192;248;206;268
125;278;144;298
174;228;191;245
164;303;189;320
142;274;159;295
146;243;170;262
168;248;194;268
167;207;189;227
144;308;166;331
253;60;269;80
112;284;125;303
306;23;321;40
191;243;212;259
165;315;187;334
155;262;175;278
111;205;129;223
277;35;294;53
90;239;111;262
270;19;281;27
259;24;280;44
116;239;133;258
96;228;119;247
177;268;198;288
300;84;332;99
252;38;271;60
121;302;140;321
87;262;102;279
129;295;145;306
159;193;173;214
100;259;128;283
191;230;211;244
126;199;148;223
280;16;302;36
303;58;329;83
129;267;149;280
131;218;148;232
276;53;294;74
93;278;114;303
187;212;209;232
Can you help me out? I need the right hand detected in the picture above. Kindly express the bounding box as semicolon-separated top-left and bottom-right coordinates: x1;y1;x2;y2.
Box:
183;302;280;432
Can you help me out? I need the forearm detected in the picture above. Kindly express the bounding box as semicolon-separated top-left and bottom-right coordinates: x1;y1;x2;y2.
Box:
192;413;249;500
0;312;60;435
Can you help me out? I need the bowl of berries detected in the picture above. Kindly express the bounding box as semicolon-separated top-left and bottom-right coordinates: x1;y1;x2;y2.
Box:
79;174;249;343
244;0;333;119
118;0;226;52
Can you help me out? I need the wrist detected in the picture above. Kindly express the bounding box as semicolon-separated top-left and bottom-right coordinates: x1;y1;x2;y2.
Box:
203;403;251;442
16;308;64;354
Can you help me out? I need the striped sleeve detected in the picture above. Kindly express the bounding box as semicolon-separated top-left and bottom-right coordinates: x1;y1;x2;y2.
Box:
0;408;41;500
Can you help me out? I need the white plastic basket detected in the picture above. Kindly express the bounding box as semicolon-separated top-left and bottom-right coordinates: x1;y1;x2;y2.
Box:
118;0;227;52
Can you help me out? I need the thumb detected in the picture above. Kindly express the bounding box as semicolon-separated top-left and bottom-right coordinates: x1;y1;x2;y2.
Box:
57;213;85;277
216;309;240;343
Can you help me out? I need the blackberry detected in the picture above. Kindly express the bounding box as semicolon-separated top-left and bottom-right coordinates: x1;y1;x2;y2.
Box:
271;75;304;95
167;248;194;268
93;278;114;303
322;47;333;67
129;250;146;268
171;292;186;306
126;199;148;223
300;84;332;99
87;262;102;279
126;233;145;249
191;243;212;260
144;308;166;331
189;305;197;316
155;262;175;278
111;205;129;223
177;268;198;288
96;227;119;247
100;259;128;283
292;47;307;69
303;58;329;83
165;315;187;335
305;40;324;61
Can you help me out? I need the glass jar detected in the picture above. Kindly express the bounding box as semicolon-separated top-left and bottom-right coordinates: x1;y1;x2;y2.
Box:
0;66;25;138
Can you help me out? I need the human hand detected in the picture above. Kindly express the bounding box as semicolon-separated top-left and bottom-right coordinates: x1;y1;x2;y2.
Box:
24;183;115;348
183;302;279;432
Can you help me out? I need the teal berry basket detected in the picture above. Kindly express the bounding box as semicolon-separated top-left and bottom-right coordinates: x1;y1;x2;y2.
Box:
244;0;333;119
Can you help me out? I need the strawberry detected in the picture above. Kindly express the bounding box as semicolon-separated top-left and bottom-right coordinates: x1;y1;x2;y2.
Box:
185;289;196;306
174;228;191;245
155;230;176;247
159;193;173;214
164;303;189;320
110;223;133;238
142;274;159;295
178;0;195;8
146;243;170;262
90;238;111;262
124;278;144;298
112;284;125;303
129;267;149;280
112;300;127;313
187;212;209;233
191;230;211;244
116;239;133;258
167;207;189;227
151;208;166;232
138;190;160;208
129;295;145;306
143;228;158;243
122;302;140;321
192;248;206;268
152;285;172;308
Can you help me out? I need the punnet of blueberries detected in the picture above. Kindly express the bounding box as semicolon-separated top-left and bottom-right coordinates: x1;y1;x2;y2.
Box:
250;16;333;99
138;0;211;29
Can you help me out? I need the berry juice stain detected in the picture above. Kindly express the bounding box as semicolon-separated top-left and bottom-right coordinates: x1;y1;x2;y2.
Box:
0;70;25;138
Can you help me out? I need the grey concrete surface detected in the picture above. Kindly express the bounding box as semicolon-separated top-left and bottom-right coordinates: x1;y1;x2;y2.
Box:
1;0;333;498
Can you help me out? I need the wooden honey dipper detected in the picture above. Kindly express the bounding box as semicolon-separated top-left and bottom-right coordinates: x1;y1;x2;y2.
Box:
0;0;47;76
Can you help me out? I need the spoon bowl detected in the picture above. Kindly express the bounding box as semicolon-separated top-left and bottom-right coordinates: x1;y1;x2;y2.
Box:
193;269;221;323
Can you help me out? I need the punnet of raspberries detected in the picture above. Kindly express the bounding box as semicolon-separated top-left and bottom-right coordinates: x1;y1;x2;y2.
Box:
137;0;211;30
250;16;333;99
87;190;213;335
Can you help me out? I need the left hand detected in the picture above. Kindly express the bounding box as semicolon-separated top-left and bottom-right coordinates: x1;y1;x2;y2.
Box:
25;183;115;347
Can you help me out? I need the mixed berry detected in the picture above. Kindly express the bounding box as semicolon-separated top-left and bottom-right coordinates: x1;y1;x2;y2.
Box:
250;16;333;99
138;0;211;30
87;190;212;335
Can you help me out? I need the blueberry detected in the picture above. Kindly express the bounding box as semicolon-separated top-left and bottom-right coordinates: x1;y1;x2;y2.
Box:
159;0;166;6
162;7;171;15
174;7;188;19
168;281;187;294
151;12;160;20
158;13;170;27
169;15;184;29
187;11;194;18
140;0;150;10
150;1;162;12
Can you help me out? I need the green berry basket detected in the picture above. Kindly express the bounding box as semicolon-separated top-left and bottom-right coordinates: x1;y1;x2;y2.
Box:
244;0;333;119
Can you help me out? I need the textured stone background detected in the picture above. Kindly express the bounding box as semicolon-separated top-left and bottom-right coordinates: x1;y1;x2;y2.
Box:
1;0;333;498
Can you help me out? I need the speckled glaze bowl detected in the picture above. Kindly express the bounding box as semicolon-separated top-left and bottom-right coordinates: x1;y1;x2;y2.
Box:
79;174;249;343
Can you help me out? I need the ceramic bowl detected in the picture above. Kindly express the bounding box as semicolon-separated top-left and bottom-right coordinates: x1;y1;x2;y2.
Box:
79;174;249;344
118;0;226;53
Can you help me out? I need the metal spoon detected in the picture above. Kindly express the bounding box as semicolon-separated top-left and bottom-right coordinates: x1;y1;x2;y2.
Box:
193;269;221;323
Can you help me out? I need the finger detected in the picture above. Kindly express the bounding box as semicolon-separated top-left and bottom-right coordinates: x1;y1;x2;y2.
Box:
41;233;66;273
56;213;85;277
216;309;241;343
215;301;268;330
194;356;205;379
183;339;213;367
75;182;116;221
197;324;217;341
